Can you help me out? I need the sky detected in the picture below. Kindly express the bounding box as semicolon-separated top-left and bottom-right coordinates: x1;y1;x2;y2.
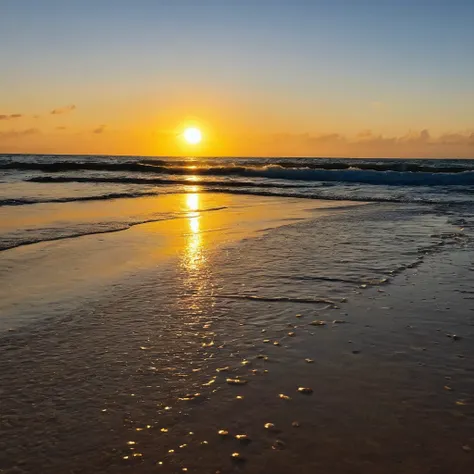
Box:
1;0;473;157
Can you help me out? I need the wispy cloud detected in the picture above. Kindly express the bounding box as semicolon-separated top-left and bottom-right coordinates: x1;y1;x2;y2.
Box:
399;129;431;143
56;126;67;131
0;113;23;121
93;124;106;134
437;132;474;146
0;128;40;140
262;129;474;157
50;105;76;115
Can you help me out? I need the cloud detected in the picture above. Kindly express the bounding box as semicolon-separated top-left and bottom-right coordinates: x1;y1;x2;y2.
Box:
257;129;474;158
311;133;344;144
399;129;431;143
437;132;474;146
50;105;76;115
56;126;67;131
352;130;396;146
0;113;23;121
93;124;106;134
0;128;40;140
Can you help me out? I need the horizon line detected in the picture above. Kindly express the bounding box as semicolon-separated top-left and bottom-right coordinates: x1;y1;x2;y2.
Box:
1;152;473;160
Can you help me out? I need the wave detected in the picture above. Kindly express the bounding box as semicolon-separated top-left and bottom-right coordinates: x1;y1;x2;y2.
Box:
24;175;468;203
2;156;474;209
2;175;445;206
3;158;474;174
27;175;318;188
283;275;390;285
214;294;337;305
0;218;171;252
0;188;404;209
12;164;474;186
0;205;227;251
226;167;474;185
0;191;160;207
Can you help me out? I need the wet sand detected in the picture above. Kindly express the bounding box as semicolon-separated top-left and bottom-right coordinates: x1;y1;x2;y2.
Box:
0;193;473;473
0;193;360;331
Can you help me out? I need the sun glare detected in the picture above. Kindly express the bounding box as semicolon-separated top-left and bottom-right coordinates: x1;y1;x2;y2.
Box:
183;127;202;145
186;193;199;212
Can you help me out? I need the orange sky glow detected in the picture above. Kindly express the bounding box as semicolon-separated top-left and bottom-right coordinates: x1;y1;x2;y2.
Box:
1;1;473;158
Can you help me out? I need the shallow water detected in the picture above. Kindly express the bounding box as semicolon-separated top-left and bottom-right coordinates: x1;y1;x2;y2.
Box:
1;194;473;473
0;194;359;330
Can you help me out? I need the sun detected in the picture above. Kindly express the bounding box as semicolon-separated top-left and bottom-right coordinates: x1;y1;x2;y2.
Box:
183;127;202;145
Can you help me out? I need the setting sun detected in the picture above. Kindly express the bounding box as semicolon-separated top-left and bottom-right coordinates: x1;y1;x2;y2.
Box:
183;127;202;145
3;2;474;474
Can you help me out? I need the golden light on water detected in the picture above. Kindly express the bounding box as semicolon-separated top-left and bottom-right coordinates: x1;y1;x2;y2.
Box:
186;193;199;213
189;215;200;235
186;192;200;238
183;192;203;274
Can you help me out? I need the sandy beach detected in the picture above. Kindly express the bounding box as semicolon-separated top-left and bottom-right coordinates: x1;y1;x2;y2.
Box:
1;191;473;473
2;1;474;471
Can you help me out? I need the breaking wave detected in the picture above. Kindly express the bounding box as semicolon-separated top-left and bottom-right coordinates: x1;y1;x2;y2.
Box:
2;154;474;209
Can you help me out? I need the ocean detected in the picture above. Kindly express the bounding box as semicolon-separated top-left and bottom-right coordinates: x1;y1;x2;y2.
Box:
1;154;474;251
1;155;473;473
3;155;474;205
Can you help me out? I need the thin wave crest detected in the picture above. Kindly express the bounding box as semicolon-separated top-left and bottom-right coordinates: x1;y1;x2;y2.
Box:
0;191;159;207
0;205;227;251
3;157;474;174
5;161;474;186
0;175;452;206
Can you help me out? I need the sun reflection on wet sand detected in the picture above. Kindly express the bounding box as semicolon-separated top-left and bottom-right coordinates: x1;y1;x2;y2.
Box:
189;215;200;234
182;192;207;294
184;191;202;271
186;192;199;214
180;191;210;315
186;216;202;272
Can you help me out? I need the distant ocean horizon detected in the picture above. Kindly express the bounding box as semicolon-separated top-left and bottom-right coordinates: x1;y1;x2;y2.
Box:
3;152;474;159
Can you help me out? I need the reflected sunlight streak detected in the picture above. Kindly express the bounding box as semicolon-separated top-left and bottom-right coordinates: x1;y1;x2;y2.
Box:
183;193;204;273
186;216;202;271
189;216;200;234
180;192;211;314
186;193;199;213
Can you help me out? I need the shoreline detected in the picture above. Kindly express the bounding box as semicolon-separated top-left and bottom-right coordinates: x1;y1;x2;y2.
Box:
0;193;364;332
0;193;472;473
